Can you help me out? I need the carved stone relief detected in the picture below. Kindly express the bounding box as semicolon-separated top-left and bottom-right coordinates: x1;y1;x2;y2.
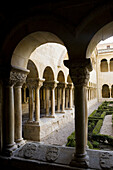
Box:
46;147;59;162
100;152;113;169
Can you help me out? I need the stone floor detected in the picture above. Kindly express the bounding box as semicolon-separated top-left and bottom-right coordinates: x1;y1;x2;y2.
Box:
41;102;102;146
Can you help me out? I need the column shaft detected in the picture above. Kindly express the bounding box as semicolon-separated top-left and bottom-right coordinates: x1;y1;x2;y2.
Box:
75;86;85;154
69;87;73;109
57;88;61;112
46;88;49;116
4;84;17;154
35;87;40;122
14;85;24;146
29;87;34;122
61;88;65;112
23;87;27;103
65;88;69;109
51;88;55;117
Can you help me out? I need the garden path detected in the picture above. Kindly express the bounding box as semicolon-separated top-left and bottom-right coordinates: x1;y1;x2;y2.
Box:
100;115;113;136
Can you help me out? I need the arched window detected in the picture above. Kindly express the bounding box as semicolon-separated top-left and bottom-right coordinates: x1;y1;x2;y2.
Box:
102;84;110;98
100;59;108;72
110;58;113;71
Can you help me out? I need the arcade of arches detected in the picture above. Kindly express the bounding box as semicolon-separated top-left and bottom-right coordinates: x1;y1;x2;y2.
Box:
1;1;113;170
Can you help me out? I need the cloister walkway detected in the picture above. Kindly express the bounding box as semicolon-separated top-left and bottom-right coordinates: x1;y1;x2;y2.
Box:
41;102;102;146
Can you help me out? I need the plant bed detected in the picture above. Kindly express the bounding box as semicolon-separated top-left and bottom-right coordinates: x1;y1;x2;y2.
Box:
66;101;113;150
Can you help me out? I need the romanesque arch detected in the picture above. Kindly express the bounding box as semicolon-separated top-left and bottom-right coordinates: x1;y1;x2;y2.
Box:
110;58;113;71
102;84;110;98
43;66;54;81
100;59;108;72
57;70;65;83
67;75;72;83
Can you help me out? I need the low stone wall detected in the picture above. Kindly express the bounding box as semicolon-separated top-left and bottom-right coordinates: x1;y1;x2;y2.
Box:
24;109;74;141
2;142;112;170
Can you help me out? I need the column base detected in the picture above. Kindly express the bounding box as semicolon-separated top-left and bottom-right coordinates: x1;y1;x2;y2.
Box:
70;152;89;168
45;115;56;118
65;108;70;110
3;142;17;156
16;138;26;147
55;111;64;114
61;110;65;113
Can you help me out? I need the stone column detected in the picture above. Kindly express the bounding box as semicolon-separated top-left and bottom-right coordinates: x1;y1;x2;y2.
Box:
56;82;65;113
61;83;66;113
23;85;27;103
68;83;73;110
44;81;57;117
14;83;24;146
35;79;44;123
45;88;50;116
49;82;57;117
65;88;69;109
3;77;17;155
57;87;61;112
14;71;28;147
28;85;34;122
64;59;92;168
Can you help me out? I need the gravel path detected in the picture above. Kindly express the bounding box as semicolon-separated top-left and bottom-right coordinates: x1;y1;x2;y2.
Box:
100;115;113;136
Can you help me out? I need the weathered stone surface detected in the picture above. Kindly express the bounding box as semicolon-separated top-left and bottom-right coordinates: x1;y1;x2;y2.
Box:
13;143;113;169
14;142;74;165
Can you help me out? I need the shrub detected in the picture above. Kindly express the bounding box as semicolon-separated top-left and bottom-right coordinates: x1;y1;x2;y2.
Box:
100;111;106;119
88;141;93;149
66;132;75;147
92;141;99;148
92;134;113;146
92;119;103;135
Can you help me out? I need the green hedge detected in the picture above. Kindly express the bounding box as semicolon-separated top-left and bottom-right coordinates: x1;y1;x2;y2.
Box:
66;101;113;149
92;134;113;146
92;119;103;135
66;132;75;147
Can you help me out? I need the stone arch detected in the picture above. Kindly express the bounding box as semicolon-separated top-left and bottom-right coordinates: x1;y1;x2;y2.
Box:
57;70;65;83
43;66;54;81
100;59;108;72
102;84;110;98
86;21;113;59
11;32;65;70
27;59;39;78
67;75;72;83
110;58;113;72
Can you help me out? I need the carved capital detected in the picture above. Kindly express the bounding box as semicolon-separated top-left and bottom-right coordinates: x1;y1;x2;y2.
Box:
11;71;28;86
3;66;29;87
57;82;67;89
67;83;73;89
64;58;92;86
43;81;58;89
27;78;44;89
70;67;90;86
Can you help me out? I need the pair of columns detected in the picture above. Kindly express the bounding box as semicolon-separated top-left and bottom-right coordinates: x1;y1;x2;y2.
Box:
27;78;44;123
57;82;73;112
27;80;57;121
64;58;92;168
43;81;57;117
57;82;66;113
2;67;29;155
